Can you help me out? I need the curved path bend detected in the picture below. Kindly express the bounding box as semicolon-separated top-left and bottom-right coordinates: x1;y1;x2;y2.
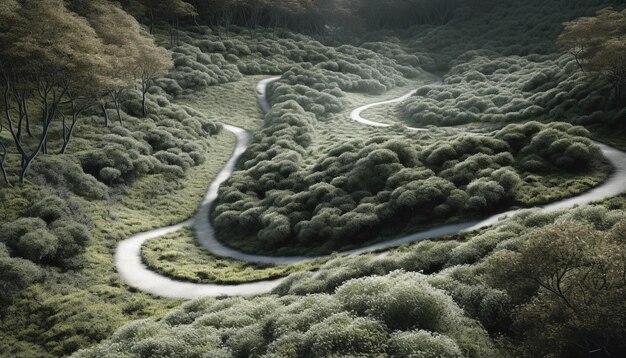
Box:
115;74;626;299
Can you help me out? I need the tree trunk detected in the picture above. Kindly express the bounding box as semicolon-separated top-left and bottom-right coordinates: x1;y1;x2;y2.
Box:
18;118;53;184
149;10;155;34
111;91;123;126
0;141;10;186
176;17;180;46
60;112;79;154
611;73;626;108
16;101;23;140
0;161;9;186
23;97;32;138
101;102;109;127
141;79;148;117
41;129;48;154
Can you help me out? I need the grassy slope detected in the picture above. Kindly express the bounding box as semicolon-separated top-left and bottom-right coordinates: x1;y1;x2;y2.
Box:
0;76;269;357
178;75;267;132
69;3;626;357
141;227;323;284
0;135;235;358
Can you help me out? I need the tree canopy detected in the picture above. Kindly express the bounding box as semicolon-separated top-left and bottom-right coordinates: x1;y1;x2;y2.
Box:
0;0;172;183
559;8;626;106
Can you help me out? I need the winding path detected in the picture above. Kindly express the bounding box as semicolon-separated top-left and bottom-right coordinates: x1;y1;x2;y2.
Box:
115;74;626;299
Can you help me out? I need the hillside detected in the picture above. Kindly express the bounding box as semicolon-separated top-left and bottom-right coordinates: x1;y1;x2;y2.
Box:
1;0;625;357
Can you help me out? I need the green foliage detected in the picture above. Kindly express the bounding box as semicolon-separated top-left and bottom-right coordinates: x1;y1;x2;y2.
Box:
27;196;70;224
388;330;463;358
15;229;59;263
0;194;92;266
74;271;497;358
302;312;389;357
401;53;613;126
140;228;322;284
335;272;460;331
0;256;41;307
215;118;604;254
484;220;626;356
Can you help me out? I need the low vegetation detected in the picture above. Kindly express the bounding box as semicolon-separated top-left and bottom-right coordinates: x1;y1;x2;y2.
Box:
213;116;609;255
141;228;322;284
2;0;626;357
77;203;626;357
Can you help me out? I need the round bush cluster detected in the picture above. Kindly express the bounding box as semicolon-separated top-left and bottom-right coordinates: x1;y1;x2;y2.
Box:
214;132;524;254
169;44;243;90
78;91;221;184
0;195;91;266
73;271;499;358
495;121;601;172
401;53;611;126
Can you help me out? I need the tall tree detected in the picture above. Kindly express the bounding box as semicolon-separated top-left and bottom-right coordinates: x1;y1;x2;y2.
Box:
559;8;626;107
0;116;9;186
487;221;626;357
72;0;145;127
0;0;107;181
135;42;172;117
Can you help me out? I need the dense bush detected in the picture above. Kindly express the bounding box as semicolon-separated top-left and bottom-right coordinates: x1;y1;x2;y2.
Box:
214;118;601;254
0;255;41;308
0;195;91;267
78;94;220;184
400;53;614;126
73;271;498;358
168;44;242;90
392;0;625;127
483;219;626;356
387;330;464;358
496;121;601;171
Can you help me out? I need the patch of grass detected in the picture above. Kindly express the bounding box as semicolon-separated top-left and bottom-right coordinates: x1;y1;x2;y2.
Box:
514;158;612;206
141;228;323;284
178;75;267;131
587;123;626;151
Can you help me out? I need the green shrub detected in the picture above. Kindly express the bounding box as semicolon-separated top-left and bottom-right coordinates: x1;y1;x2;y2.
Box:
301;312;388;357
27;196;70;224
336;272;460;331
388;330;463;358
15;228;59;263
0;256;41;306
0;217;48;247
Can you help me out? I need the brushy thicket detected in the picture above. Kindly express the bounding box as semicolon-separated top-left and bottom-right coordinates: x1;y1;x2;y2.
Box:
0;193;91;307
400;52;617;126
0;31;228;308
399;0;625;127
168;7;609;255
274;204;626;295
272;203;626;357
71;202;626;358
74;271;498;358
67;0;626;356
0;195;91;266
213;115;601;254
77;94;221;185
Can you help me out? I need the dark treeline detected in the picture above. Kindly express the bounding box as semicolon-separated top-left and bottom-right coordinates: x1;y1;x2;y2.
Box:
120;0;466;36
